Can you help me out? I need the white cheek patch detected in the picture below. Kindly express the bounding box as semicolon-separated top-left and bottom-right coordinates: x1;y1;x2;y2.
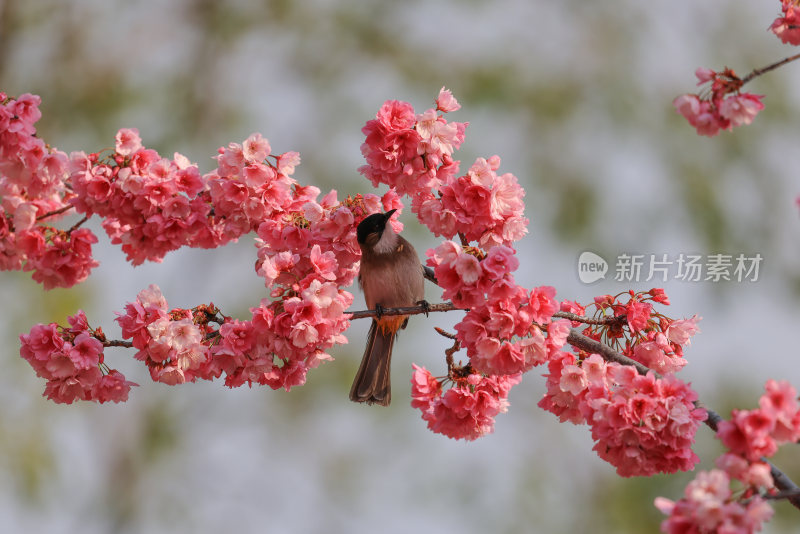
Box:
374;225;399;255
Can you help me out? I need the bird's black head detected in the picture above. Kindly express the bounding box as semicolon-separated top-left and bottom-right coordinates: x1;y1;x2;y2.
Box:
357;209;396;244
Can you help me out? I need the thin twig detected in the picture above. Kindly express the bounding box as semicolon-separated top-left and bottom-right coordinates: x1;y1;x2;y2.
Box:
347;301;463;320
102;340;134;348
66;215;89;234
741;52;800;85
566;329;652;377
433;327;461;370
36;204;74;221
434;327;457;340
553;311;627;326
763;489;800;501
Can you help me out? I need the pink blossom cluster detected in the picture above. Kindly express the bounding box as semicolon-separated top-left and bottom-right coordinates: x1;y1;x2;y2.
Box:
0;93;68;202
539;352;707;477
358;91;537;436
673;68;765;137
235;190;401;389
116;285;216;384
584;290;699;375
771;0;800;45
410;364;521;441
255;189;401;293
360;88;527;249
655;468;774;534
0;92;99;288
656;377;795;531
716;379;800;462
416;156;528;248
359;88;465;196
19;310;136;403
112;190;399;392
69;129;304;265
656;448;777;533
425;240;568;376
7;89;408;397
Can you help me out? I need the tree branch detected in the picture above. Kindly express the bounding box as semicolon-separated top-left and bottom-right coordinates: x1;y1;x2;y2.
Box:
553;311;627;326
347;265;800;508
103;340;134;348
566;328;800;509
347;301;464;320
36;204;74;221
66;215;89;234
741;52;800;85
566;328;651;376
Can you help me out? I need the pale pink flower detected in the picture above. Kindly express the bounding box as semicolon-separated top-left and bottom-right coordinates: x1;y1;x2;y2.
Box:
559;364;587;395
138;284;169;311
673;94;724;137
481;245;519;278
115;128;143;156
716;453;774;489
309;244;338;281
7;93;41;134
694;67;716;84
303;201;324;224
301;279;338;308
719;93;765;127
771;1;800;45
717;409;777;462
490;172;525;219
581;354;607;384
759;379;800;444
44;374;91;404
416;113;459;157
93;370;136;403
167;318;203;353
376;100;417;130
69;333;103;369
633;340;686;374
242;132;271;163
13;202;38;231
435;87;461;112
518;327;548;366
528;285;558;324
454;253;482;284
624;299;652;332
665;315;701;346
242;162;272;187
276;151;301;176
546;319;571;352
656;469;774;534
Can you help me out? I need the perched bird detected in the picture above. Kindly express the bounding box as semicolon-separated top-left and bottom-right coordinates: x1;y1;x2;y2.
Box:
350;209;426;406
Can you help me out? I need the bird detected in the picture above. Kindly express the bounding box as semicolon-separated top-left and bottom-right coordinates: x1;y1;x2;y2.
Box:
350;209;426;406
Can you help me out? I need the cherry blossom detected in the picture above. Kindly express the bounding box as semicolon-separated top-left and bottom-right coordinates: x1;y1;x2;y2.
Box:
673;69;764;136
539;353;707;477
20;311;136;403
410;364;520;441
771;0;800;45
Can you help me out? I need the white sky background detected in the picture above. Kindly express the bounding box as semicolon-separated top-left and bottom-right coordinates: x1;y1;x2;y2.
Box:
1;0;800;532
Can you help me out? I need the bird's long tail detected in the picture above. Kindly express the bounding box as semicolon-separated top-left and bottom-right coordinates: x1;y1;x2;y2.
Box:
349;319;398;406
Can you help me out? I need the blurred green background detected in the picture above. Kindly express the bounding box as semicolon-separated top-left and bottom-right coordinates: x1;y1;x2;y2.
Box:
2;0;800;532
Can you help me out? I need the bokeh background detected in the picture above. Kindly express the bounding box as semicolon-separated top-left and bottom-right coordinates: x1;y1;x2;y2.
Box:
2;0;800;532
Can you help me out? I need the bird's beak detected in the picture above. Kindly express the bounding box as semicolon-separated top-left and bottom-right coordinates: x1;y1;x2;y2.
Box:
385;209;397;220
